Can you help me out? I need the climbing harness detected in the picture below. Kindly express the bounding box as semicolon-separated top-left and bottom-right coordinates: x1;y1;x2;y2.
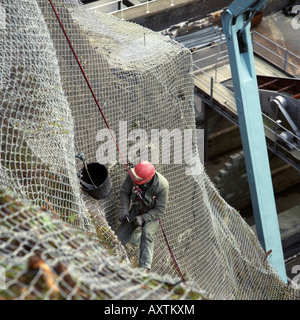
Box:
48;0;188;287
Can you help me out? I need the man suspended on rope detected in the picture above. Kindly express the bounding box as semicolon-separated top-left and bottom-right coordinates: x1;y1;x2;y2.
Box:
116;161;169;272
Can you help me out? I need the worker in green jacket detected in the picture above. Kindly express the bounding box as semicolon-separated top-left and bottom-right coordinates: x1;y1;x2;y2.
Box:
116;161;169;272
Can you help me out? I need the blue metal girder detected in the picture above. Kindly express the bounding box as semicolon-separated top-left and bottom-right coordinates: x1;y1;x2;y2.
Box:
222;0;287;282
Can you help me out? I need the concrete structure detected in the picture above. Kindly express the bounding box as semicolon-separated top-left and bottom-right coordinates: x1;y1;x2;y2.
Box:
89;0;292;31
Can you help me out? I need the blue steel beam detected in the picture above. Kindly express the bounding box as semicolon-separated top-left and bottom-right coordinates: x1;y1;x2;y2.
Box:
222;0;287;282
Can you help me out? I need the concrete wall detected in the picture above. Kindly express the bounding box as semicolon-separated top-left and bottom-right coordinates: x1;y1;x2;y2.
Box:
128;0;291;31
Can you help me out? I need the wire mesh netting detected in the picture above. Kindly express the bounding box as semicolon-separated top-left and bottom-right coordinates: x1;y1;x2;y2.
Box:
0;0;298;300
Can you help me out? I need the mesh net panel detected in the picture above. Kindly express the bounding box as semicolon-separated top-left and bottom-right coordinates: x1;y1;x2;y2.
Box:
0;0;298;300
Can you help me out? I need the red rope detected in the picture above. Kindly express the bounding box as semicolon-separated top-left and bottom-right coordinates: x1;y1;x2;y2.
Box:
48;0;188;288
158;218;188;287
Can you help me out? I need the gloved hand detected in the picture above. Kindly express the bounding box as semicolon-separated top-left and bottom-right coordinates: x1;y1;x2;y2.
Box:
118;210;129;223
132;215;144;227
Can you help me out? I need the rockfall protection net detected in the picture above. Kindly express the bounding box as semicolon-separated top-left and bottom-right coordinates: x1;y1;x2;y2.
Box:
0;0;298;300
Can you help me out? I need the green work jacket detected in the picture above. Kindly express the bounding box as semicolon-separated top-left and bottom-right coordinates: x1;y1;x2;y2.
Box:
120;172;169;223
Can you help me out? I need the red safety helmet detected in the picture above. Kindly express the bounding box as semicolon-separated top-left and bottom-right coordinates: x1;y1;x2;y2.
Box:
131;161;156;185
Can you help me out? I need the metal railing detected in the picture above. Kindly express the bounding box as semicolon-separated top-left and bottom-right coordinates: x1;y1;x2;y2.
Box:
263;112;300;154
85;0;175;15
251;31;300;78
192;33;300;171
192;42;236;115
192;31;300;77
